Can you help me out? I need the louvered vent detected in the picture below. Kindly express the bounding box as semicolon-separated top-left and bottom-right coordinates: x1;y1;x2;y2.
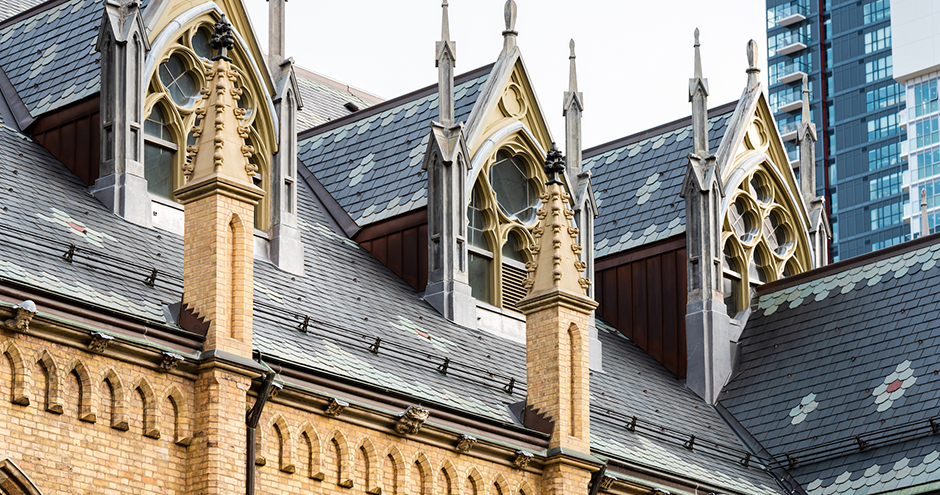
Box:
502;263;529;311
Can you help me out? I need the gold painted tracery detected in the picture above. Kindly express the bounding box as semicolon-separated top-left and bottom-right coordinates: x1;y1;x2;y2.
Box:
143;15;276;230
722;165;810;315
467;132;546;311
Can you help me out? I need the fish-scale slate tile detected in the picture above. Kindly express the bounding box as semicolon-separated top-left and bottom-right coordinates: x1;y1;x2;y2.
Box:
585;108;733;259
721;239;940;493
0;0;45;20
298;66;490;227
0;0;103;118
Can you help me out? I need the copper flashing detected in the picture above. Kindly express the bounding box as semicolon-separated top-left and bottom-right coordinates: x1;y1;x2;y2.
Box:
595;234;686;271
297;158;360;238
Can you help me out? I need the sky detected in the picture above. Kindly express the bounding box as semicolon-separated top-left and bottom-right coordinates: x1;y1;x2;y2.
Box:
243;0;769;150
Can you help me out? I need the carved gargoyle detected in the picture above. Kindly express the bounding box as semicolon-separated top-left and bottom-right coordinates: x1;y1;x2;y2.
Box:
2;300;37;332
455;434;477;454
395;406;430;435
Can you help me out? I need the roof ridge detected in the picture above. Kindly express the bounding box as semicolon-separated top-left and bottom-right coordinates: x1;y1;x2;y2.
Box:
293;63;385;106
757;231;940;295
297;63;494;139
584;100;738;158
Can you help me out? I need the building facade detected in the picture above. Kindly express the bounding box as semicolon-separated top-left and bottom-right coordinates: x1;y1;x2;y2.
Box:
766;0;907;261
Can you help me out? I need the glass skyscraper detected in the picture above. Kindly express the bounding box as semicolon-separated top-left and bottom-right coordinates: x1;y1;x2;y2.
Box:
766;0;906;262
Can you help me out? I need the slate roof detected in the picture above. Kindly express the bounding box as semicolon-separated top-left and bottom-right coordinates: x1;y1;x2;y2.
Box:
584;102;736;259
297;64;491;227
0;109;784;494
0;0;103;120
294;68;380;132
721;238;940;494
0;0;44;20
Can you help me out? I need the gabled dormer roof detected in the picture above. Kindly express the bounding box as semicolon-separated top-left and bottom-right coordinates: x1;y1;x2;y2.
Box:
584;102;736;259
296;65;491;228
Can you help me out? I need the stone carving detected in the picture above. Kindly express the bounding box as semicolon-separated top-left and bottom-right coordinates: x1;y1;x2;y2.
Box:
160;352;184;372
2;300;37;332
455;434;477;453
88;332;114;353
512;450;533;469
602;477;619;490
325;398;348;417
395;406;430;435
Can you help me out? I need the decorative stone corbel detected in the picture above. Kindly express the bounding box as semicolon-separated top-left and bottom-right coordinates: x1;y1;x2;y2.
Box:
512;450;533;470
2;300;36;332
395;406;430;435
269;381;283;400
455;434;477;453
160;352;184;372
325;398;348;417
88;332;114;353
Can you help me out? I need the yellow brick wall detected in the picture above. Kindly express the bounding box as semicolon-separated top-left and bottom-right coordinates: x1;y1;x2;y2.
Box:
182;193;255;358
0;332;192;494
253;401;542;495
525;304;592;453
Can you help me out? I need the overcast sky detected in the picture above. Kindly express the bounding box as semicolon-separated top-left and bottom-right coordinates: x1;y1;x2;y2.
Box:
242;0;769;150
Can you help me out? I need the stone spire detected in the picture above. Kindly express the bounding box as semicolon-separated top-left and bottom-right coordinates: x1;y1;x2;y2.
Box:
798;74;817;205
564;39;584;179
436;0;457;126
746;39;760;89
174;15;264;358
922;187;929;236
689;28;710;157
517;144;596;457
267;0;287;76
501;0;517;54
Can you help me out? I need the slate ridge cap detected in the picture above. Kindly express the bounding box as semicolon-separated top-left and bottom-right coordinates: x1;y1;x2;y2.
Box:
756;231;940;296
583;100;738;159
297;62;494;139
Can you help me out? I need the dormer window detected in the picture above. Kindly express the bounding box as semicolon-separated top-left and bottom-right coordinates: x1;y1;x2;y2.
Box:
143;105;177;199
466;148;542;311
722;168;805;316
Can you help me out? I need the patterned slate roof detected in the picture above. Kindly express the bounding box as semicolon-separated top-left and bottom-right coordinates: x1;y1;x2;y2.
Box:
0;123;182;324
584;103;736;259
295;69;378;132
721;239;940;494
0;108;782;494
297;65;491;227
593;320;783;494
0;0;44;21
0;0;103;119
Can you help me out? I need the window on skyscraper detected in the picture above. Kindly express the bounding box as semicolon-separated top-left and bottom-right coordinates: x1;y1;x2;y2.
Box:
870;201;904;230
913;80;938;117
870;142;900;171
915;118;940;149
869;172;901;200
863;0;890;25
865;55;893;82
916;149;940;180
864;26;891;54
866;84;904;112
867;113;899;140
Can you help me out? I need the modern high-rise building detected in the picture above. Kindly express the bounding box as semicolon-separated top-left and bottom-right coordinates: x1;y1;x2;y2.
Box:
766;0;906;261
892;0;940;238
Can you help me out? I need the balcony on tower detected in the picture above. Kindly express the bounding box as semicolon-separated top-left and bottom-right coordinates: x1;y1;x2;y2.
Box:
769;2;809;27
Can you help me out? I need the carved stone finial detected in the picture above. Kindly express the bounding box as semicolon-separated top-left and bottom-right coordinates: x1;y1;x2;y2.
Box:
569;38;575;59
325;398;349;417
88;332;114;353
693;28;703;80
396;406;430;435
455;434;477;453
567;39;579;96
160;351;185;372
512;450;533;469
746;39;760;87
441;0;450;42
211;14;235;61
544;143;565;185
2;300;36;332
922;187;930;236
801;74;811;123
504;0;517;32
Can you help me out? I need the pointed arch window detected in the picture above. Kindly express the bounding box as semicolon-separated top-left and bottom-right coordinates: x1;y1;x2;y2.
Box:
722;167;807;316
143;18;275;231
466;145;544;311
